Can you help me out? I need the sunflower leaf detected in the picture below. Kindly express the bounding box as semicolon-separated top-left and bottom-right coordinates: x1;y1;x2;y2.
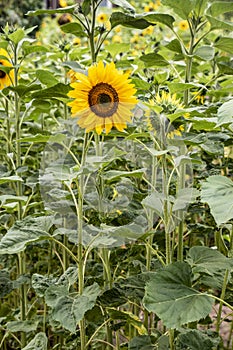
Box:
110;12;153;30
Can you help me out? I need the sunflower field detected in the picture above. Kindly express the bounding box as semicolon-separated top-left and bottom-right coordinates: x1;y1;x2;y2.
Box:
0;0;233;349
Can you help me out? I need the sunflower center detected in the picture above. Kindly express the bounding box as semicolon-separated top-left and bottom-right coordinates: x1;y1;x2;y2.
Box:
88;82;119;118
0;63;6;79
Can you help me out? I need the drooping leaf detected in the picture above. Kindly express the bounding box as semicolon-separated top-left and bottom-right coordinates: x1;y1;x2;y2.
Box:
27;5;77;16
110;12;152;30
216;99;233;127
22;333;47;350
142;12;175;29
187;246;233;288
81;0;91;16
143;262;213;328
0;216;53;254
201;175;233;226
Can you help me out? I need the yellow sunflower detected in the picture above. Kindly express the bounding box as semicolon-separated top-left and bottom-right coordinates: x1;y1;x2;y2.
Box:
67;61;137;134
0;48;14;90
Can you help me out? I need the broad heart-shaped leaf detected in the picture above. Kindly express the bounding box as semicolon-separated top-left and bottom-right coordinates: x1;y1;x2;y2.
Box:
187;246;233;289
216;99;233;127
214;37;233;55
201;175;233;226
175;329;221;350
22;332;47;350
161;0;194;19
0;216;54;254
110;12;153;29
143;262;213;329
50;283;101;333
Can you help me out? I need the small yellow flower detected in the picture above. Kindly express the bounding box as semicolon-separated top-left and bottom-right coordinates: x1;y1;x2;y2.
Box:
130;34;140;44
178;20;189;31
0;49;14;90
59;0;68;7
112;35;122;43
97;13;108;24
105;20;111;31
144;1;160;12
73;37;81;45
142;25;154;36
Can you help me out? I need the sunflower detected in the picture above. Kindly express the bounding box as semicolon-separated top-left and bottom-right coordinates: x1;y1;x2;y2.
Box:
0;49;14;90
67;61;137;134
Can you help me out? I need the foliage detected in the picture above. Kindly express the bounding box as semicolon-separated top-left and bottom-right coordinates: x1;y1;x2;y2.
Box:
0;0;233;349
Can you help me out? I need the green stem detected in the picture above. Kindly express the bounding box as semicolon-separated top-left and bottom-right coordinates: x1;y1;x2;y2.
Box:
89;0;97;63
216;269;229;334
177;145;186;262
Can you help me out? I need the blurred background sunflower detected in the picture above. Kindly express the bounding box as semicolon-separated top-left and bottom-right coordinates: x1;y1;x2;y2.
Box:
0;49;14;90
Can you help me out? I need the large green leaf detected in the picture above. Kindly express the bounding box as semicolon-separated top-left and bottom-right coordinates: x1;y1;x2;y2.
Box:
7;320;39;333
194;46;215;61
0;175;23;184
187;246;233;288
176;329;221;350
49;283;101;333
143;262;213;329
161;0;194;19
60;22;85;36
31;83;71;100
216;99;233;127
201;175;233;226
22;333;47;350
140;53;169;67
214;37;233;55
0;216;53;254
36;69;59;87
